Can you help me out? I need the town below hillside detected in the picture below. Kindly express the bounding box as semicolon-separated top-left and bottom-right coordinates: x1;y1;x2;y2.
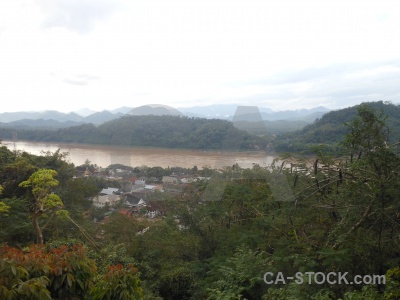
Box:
1;103;400;298
76;163;210;224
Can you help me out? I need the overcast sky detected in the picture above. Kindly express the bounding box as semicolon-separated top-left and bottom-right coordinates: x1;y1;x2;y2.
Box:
1;0;400;113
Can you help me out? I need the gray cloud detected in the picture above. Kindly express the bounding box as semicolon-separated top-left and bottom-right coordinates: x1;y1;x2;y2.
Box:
263;60;400;86
224;60;400;109
302;63;400;105
38;0;118;33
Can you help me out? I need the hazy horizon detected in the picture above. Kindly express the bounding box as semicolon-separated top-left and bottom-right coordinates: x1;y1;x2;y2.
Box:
0;101;394;115
1;1;400;113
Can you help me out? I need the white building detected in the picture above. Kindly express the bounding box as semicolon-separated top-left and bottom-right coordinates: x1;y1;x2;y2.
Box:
93;194;121;208
162;176;179;184
135;179;146;186
100;187;119;195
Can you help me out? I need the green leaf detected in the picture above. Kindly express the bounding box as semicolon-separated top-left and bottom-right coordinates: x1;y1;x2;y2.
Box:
67;273;74;287
0;201;10;214
55;209;69;218
77;279;84;290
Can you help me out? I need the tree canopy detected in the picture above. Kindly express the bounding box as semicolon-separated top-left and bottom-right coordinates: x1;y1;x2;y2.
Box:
1;104;400;299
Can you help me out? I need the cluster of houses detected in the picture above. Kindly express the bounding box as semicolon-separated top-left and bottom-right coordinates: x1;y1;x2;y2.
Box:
92;187;120;208
121;194;167;219
162;174;209;184
77;165;210;221
91;187;166;219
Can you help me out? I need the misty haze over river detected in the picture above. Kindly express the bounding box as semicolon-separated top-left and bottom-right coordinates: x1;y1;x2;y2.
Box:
3;140;277;169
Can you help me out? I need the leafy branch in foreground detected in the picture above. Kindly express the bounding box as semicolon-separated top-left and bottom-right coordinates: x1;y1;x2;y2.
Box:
18;169;68;244
0;185;10;214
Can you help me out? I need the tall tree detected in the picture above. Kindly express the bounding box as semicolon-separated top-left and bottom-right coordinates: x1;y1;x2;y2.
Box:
18;169;66;244
335;104;400;274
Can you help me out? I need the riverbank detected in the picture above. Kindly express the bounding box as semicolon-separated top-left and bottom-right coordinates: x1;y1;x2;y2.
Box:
2;140;277;169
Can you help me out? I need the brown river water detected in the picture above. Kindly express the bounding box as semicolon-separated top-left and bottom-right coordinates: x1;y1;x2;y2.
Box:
2;140;278;169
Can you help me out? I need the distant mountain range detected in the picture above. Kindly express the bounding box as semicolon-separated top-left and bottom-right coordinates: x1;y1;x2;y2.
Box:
0;110;124;128
0;104;331;133
0;111;83;123
128;104;183;116
1;101;396;153
177;104;330;121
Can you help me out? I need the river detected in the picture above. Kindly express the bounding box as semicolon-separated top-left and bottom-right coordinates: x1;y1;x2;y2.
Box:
2;140;278;169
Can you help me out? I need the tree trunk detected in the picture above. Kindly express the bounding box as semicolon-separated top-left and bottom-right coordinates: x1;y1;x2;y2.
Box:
32;213;44;244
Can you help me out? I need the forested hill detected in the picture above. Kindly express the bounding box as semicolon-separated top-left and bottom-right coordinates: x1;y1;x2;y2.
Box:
0;115;269;150
275;101;400;153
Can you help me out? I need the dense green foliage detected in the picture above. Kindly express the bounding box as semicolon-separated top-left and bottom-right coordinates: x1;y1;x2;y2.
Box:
0;115;269;150
234;119;310;136
1;104;400;299
0;147;143;299
0;244;142;299
275;101;400;153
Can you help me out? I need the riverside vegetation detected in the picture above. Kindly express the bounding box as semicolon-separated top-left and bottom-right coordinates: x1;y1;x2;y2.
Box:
1;103;400;299
0;115;269;151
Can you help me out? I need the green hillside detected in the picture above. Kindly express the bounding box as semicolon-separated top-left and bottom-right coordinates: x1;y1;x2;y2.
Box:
274;101;400;153
233;119;310;135
0;115;269;150
2;104;400;299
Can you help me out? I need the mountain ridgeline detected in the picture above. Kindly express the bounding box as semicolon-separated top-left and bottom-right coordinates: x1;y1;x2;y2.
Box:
2;101;399;153
0;115;268;150
275;101;400;152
